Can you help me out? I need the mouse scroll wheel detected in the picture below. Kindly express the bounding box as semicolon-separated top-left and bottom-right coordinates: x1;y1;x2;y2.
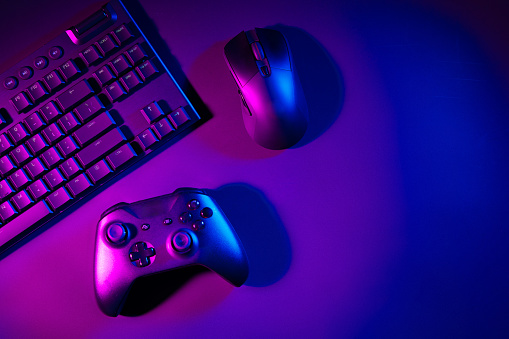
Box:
250;41;265;61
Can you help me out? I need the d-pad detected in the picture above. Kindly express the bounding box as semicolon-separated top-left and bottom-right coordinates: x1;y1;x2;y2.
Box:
129;242;156;267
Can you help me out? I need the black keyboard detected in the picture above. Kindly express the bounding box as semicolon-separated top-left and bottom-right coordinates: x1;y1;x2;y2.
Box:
0;0;201;256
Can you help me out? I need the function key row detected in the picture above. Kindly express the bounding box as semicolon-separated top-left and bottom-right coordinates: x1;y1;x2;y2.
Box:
80;24;133;66
3;46;64;90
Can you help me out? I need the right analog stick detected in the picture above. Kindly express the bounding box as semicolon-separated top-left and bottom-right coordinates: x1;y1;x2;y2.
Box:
172;231;192;252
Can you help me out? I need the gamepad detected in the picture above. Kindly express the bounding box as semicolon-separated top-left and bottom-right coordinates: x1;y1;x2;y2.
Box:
93;187;249;317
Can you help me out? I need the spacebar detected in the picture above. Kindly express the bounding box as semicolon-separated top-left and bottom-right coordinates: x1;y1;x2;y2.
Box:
0;201;53;249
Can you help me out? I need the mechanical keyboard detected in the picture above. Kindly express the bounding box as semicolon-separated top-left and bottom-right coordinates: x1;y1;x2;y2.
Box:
0;0;202;256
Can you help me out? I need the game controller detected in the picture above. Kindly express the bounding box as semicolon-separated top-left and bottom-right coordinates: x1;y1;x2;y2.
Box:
93;188;249;317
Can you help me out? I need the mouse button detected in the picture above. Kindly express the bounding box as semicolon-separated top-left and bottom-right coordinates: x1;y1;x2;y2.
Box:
250;41;265;61
224;31;259;87
255;28;291;71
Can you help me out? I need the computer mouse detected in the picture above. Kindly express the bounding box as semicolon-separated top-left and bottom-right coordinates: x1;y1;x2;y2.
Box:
224;28;308;150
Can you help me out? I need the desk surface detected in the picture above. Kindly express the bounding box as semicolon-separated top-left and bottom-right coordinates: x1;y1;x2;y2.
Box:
1;0;508;337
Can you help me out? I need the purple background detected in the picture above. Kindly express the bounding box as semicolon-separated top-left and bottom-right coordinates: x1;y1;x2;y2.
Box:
1;0;509;337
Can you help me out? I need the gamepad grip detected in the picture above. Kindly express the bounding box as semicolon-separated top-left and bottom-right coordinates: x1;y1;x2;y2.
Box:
93;188;249;316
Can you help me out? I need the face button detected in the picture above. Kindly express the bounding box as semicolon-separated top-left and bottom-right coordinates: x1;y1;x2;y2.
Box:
200;207;213;218
187;199;200;210
129;242;156;267
179;211;192;223
192;220;205;231
172;231;192;252
106;223;127;244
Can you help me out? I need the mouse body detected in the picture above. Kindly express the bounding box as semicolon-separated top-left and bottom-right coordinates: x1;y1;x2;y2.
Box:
224;28;308;150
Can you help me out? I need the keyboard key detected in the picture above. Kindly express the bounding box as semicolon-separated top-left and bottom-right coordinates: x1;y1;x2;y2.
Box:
0;179;14;199
112;25;132;45
27;180;49;200
24;158;46;179
168;107;190;128
106;143;136;170
27;81;49;102
104;81;126;102
141;102;164;123
73;112;115;147
9;168;31;190
43;168;65;190
18;67;33;80
0;134;14;155
94;65;116;87
59;59;80;81
10;145;32;166
56;79;94;112
24;112;46;133
26;134;49;155
43;70;65;92
76;128;125;168
10;92;33;112
45;186;72;210
74;96;104;122
86;159;112;183
136;128;158;150
40;101;63;123
56;136;79;157
0;155;16;176
40;147;62;168
34;56;48;70
0;201;17;222
152;117;174;139
120;71;141;92
48;46;63;60
81;45;102;66
59;157;81;179
136;59;158;81
42;123;64;144
125;44;146;65
97;34;117;55
8;123;29;144
66;173;92;197
0;201;52;243
110;54;131;75
11;190;33;211
58;112;80;133
4;76;18;90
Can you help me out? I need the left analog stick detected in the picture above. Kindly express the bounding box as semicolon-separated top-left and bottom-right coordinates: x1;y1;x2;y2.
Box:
106;223;127;244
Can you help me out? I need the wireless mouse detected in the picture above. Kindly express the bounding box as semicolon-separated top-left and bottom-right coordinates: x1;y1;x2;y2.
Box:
224;28;308;150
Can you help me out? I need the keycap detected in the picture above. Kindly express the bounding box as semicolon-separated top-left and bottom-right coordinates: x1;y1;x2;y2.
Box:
0;134;14;155
26;134;48;155
40;147;62;168
152;117;174;139
59;59;80;81
41;123;64;144
110;54;131;75
58;113;80;133
94;65;116;87
76;128;125;168
141;102;164;123
106;144;136;170
104;81;126;102
45;186;71;210
10;145;32;166
56;79;94;112
27;180;49;200
11;190;33;211
112;25;132;45
136;128;158;150
86;159;112;183
97;34;117;55
24;158;46;179
0;179;14;199
24;112;46;133
136;59;158;81
65;173;92;197
56;136;79;157
10;92;33;112
43;168;65;190
27;81;49;102
9;168;31;190
74;96;104;122
0;201;52;243
8;123;29;144
72;112;115;147
43;70;65;92
120;71;141;92
59;158;81;179
40;101;63;123
0;201;17;222
81;45;102;66
0;155;16;176
168;107;190;128
125;44;146;65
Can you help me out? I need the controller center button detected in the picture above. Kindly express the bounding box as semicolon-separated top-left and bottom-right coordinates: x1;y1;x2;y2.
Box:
106;223;127;244
163;218;172;225
179;212;192;223
141;223;150;231
172;231;192;252
200;207;213;218
192;220;205;231
129;242;156;267
187;199;200;210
